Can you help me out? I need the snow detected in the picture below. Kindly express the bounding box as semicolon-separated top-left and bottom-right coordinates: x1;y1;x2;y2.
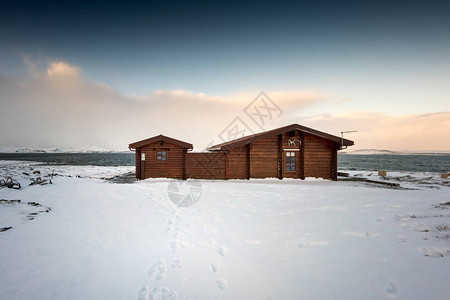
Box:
1;161;450;299
341;170;449;190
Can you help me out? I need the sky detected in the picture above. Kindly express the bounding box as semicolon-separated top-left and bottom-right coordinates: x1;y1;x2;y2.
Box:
0;0;449;151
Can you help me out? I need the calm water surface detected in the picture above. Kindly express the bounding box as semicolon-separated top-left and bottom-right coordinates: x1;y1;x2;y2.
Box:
0;153;449;173
0;153;135;166
338;154;450;173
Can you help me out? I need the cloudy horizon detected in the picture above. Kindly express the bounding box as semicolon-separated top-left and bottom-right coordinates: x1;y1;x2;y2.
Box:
1;1;449;151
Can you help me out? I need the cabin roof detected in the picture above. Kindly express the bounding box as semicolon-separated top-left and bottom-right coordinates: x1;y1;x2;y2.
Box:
129;134;193;149
208;123;354;150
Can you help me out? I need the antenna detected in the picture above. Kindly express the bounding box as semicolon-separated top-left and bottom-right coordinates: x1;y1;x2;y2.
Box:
340;130;357;149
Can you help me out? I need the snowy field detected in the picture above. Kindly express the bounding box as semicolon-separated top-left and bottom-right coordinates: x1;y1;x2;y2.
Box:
1;161;450;299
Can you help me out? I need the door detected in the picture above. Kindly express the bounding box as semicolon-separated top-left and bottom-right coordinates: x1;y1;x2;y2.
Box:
283;150;300;178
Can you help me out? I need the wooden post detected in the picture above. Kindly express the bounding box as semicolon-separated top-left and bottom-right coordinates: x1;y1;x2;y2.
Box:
300;133;305;179
246;144;251;180
182;148;187;180
332;143;338;181
278;134;283;179
225;152;228;180
140;150;145;180
136;149;141;180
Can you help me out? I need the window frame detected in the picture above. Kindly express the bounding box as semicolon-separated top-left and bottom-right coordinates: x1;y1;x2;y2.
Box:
285;151;296;172
156;150;167;162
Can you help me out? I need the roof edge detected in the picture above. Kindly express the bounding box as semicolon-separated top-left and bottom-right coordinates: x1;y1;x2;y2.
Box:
129;134;193;149
207;123;354;150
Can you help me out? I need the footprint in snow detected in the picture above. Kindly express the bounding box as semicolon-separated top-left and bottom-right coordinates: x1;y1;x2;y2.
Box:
171;259;184;268
217;246;227;256
138;285;150;300
386;281;397;295
217;279;228;290
149;286;177;300
147;259;167;281
211;261;220;273
139;285;177;300
170;240;186;253
376;278;397;298
212;246;228;289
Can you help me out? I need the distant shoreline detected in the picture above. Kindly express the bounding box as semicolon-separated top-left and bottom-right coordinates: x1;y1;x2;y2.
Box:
0;149;132;154
0;144;130;154
2;149;449;155
340;149;450;156
0;152;448;173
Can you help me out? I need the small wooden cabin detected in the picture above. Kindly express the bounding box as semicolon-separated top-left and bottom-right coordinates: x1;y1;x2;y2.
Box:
128;123;354;181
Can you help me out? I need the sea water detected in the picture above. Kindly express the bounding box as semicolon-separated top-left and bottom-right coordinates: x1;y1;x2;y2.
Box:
0;153;135;166
338;154;450;173
0;152;449;173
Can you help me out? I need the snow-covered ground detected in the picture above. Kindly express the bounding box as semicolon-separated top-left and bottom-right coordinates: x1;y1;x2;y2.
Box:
1;161;450;299
341;170;450;190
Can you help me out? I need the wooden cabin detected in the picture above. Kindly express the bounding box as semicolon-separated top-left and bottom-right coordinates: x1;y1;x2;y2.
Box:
128;124;354;181
128;135;192;180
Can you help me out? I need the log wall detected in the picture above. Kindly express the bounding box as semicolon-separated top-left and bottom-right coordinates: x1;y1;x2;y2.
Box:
249;135;279;178
135;130;339;181
139;141;185;179
226;146;247;179
303;134;334;179
186;152;226;179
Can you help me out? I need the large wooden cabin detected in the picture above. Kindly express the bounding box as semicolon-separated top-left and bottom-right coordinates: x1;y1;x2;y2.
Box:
128;124;354;181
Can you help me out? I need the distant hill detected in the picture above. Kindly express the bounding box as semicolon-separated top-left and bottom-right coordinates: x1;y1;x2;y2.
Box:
341;149;399;155
0;144;128;153
341;149;450;155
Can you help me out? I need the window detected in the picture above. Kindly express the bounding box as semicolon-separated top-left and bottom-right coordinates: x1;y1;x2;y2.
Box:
286;151;296;171
156;151;167;161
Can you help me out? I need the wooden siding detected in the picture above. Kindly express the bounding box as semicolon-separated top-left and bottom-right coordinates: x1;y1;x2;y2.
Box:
186;152;226;179
226;145;247;179
131;123;349;181
249;135;278;178
139;141;185;179
303;134;333;179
